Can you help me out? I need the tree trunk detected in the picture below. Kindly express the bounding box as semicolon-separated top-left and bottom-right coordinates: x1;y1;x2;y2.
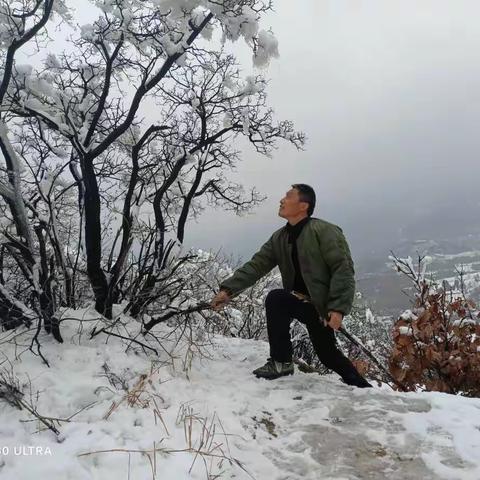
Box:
81;153;110;318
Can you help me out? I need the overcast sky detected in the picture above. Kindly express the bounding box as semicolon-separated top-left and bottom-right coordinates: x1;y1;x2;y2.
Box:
183;0;480;264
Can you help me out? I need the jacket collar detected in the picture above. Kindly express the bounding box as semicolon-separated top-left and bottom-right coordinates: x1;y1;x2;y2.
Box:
285;216;310;244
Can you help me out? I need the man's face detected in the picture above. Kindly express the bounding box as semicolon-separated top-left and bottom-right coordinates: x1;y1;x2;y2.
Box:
278;188;308;218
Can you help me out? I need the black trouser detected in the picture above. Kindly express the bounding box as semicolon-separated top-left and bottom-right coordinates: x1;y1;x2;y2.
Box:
265;288;360;380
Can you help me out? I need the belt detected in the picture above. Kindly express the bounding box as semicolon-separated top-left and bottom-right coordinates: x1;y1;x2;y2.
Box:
291;290;311;302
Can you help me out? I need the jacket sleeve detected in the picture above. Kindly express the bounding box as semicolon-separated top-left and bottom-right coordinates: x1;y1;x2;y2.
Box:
319;225;356;316
219;235;277;297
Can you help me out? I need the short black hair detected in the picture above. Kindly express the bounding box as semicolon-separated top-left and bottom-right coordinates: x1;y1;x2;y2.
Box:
291;184;316;216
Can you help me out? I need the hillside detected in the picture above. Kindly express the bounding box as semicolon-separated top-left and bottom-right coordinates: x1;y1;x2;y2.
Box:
1;309;479;480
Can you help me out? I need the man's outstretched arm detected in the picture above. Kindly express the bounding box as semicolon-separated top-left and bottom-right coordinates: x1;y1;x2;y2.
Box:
211;235;277;310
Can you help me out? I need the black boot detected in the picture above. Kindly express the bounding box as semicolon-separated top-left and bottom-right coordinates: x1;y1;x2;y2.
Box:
341;371;373;388
253;358;294;380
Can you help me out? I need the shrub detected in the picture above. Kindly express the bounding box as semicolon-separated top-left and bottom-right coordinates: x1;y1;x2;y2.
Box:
389;254;480;396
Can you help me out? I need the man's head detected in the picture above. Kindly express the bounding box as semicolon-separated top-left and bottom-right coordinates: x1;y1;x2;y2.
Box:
278;184;316;222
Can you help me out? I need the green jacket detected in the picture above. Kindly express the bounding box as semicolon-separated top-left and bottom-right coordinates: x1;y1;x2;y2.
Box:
219;217;356;318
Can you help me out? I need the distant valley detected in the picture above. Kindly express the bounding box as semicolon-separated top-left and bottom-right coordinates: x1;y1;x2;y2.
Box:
355;233;480;317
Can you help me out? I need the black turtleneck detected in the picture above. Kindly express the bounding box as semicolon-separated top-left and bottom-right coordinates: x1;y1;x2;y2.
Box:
286;216;310;296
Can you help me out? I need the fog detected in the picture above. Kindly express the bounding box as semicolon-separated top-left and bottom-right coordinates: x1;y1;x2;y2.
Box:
184;0;480;266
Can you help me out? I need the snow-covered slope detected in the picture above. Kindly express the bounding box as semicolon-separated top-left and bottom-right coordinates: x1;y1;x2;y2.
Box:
1;309;479;480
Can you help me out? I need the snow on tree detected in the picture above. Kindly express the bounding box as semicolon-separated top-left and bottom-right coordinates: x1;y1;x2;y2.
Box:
0;1;304;356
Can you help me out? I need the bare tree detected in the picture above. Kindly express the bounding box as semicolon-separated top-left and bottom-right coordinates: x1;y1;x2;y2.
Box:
1;1;304;350
0;1;70;352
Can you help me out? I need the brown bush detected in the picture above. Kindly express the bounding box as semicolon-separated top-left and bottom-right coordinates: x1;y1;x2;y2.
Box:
389;290;480;396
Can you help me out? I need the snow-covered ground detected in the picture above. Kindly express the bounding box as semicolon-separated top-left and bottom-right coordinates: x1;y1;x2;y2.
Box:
1;309;480;480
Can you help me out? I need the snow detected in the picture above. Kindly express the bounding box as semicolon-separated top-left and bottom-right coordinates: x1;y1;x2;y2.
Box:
1;309;480;479
400;309;418;321
241;107;250;135
14;65;33;78
0;121;35;250
160;35;189;58
253;29;279;67
239;75;266;97
365;307;375;324
52;0;73;23
436;251;480;260
441;271;480;298
222;112;233;128
190;97;200;109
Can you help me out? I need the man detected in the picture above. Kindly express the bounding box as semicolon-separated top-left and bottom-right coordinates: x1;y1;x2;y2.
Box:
210;184;372;388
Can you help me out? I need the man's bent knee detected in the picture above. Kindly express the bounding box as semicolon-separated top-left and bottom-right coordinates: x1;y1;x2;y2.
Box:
265;288;290;308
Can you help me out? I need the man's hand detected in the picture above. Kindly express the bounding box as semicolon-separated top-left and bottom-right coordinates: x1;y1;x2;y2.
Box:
325;310;343;330
210;290;231;311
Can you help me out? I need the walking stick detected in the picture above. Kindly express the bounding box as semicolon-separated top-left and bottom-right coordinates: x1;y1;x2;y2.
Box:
139;297;408;391
142;301;212;332
338;326;408;392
